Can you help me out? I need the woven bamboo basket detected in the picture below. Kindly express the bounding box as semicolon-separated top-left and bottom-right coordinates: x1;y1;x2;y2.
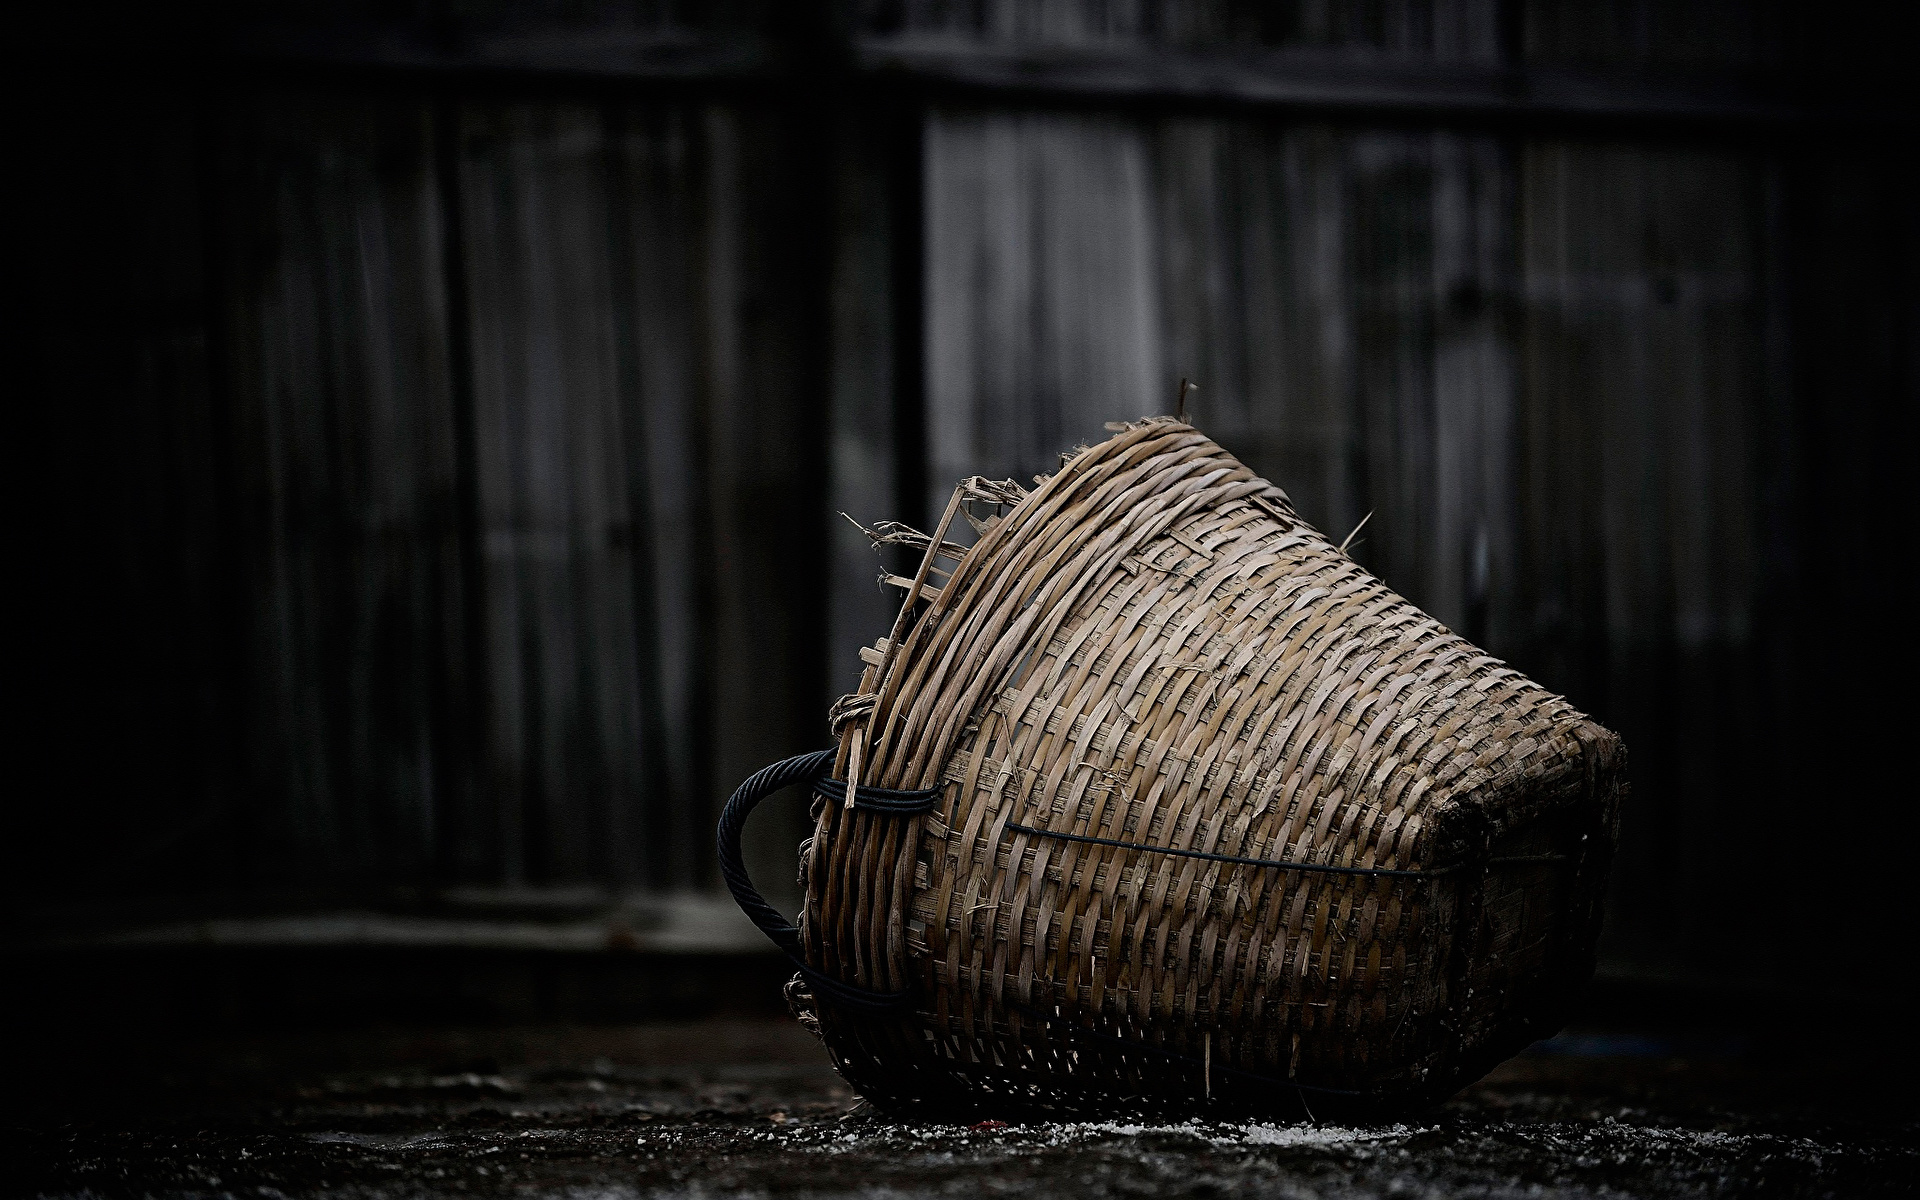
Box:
718;418;1623;1117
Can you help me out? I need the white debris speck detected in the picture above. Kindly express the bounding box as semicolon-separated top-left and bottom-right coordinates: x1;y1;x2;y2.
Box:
1234;1123;1416;1148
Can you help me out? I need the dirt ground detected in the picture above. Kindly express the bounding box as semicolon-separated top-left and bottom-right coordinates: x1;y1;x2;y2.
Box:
8;1020;1915;1199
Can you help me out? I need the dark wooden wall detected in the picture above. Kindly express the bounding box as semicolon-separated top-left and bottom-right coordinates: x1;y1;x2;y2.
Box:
14;1;1915;986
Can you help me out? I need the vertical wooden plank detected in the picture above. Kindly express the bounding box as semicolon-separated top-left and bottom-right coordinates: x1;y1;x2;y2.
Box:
1517;141;1768;975
1346;131;1444;609
458;102;646;887
1150;120;1365;540
924;108;1164;512
1145;116;1241;419
1252;126;1368;541
1342;128;1515;631
1424;132;1517;646
828;109;906;692
220;93;459;885
698;105;829;905
609;103;710;892
455;98;822;899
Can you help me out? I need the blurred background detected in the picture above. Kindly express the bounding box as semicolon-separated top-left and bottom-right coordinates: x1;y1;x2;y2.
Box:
11;0;1915;1047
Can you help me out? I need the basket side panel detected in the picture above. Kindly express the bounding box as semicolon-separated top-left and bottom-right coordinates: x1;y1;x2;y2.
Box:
1414;723;1626;1102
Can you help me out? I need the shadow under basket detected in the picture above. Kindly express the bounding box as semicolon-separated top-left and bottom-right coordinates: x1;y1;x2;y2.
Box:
719;418;1624;1119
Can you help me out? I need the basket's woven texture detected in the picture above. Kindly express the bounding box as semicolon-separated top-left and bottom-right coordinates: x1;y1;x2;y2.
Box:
799;420;1623;1114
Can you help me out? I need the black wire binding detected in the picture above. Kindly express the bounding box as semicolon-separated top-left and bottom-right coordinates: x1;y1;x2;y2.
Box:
1011;1003;1367;1098
813;775;941;813
716;750;928;1012
1003;821;1460;879
792;961;918;1013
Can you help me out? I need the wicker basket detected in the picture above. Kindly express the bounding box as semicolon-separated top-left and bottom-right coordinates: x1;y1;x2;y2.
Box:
719;418;1623;1117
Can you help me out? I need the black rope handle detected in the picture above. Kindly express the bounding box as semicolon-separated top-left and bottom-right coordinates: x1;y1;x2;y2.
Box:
715;750;929;1013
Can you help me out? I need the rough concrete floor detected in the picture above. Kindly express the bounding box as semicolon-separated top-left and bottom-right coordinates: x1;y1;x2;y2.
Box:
8;1021;1914;1199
